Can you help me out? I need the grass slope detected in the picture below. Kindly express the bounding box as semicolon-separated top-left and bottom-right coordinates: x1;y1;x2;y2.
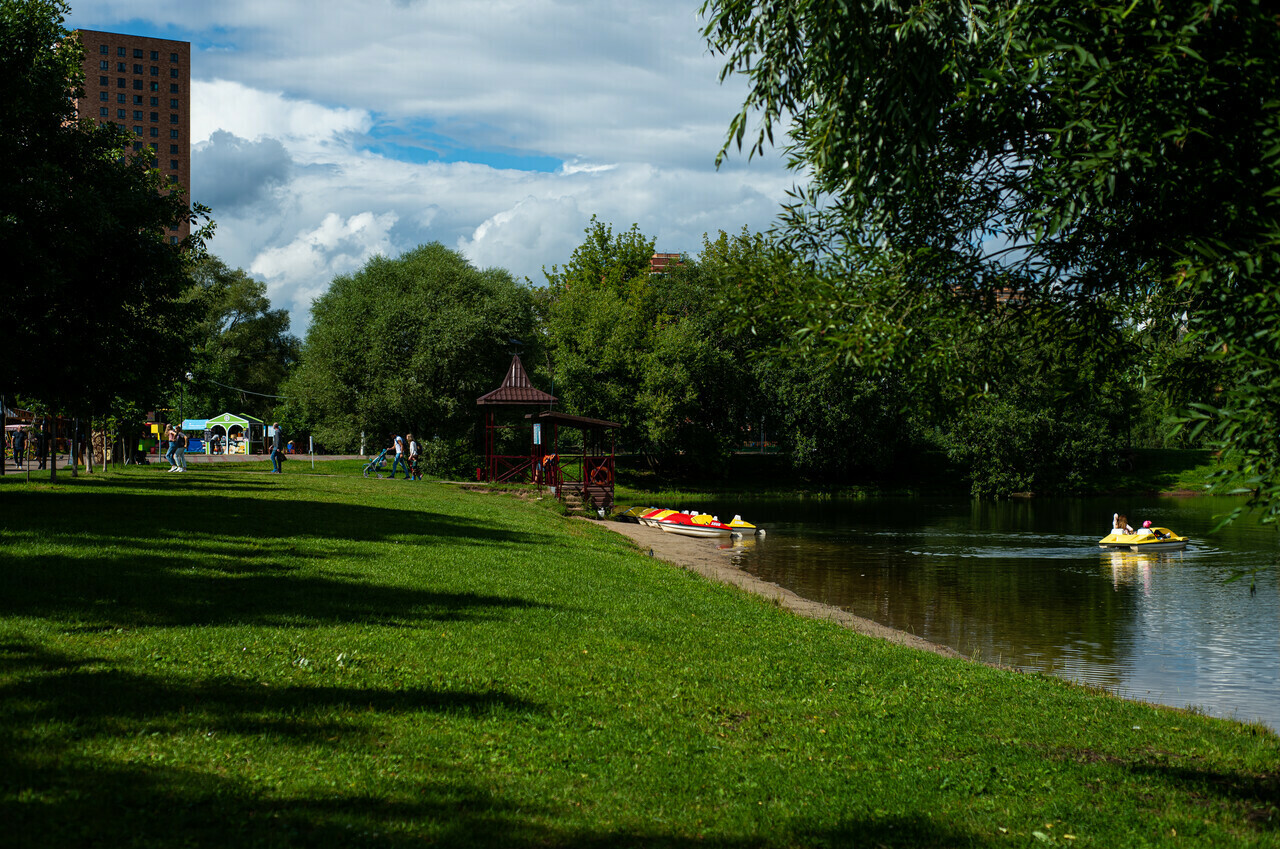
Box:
1;465;1276;847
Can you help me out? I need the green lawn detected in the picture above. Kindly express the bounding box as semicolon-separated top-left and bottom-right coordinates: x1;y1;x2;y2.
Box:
2;464;1277;847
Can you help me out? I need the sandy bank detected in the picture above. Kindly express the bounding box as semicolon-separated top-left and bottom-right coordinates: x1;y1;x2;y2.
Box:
598;519;966;661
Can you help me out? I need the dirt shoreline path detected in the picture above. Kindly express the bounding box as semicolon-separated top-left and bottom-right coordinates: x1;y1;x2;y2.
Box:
598;519;966;661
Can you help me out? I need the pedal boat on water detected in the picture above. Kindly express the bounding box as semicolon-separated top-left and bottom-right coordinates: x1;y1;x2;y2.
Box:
1098;528;1189;552
655;511;762;539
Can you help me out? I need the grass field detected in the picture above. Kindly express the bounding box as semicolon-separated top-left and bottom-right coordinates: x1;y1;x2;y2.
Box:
2;464;1277;847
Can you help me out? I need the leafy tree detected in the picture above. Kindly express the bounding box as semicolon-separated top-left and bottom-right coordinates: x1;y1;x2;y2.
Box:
0;0;210;414
542;218;657;443
702;0;1280;513
284;244;536;453
170;257;300;422
545;222;771;472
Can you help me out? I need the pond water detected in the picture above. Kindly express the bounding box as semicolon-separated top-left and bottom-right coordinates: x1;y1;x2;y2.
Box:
691;495;1280;730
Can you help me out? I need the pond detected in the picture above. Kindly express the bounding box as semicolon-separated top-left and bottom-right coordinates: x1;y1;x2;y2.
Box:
692;495;1280;730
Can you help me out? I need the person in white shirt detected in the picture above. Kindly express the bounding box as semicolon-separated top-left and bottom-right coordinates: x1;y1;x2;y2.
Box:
391;433;408;479
407;433;420;481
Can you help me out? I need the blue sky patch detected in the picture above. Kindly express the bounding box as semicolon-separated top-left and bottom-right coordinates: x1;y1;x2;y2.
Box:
362;120;562;173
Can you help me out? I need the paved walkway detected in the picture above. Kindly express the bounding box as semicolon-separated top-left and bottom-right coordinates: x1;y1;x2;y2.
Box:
0;454;366;475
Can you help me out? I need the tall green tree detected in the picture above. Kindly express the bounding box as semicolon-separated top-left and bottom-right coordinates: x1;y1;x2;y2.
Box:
284;244;535;452
702;0;1280;513
545;222;771;472
542;218;657;443
0;0;209;413
171;257;300;422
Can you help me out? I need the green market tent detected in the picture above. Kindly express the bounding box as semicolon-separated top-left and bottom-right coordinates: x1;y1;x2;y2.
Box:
205;413;265;455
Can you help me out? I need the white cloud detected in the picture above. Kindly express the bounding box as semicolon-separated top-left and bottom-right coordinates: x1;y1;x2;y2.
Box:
249;211;399;313
67;1;795;336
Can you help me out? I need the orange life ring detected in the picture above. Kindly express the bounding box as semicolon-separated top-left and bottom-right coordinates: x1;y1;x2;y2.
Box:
589;465;612;485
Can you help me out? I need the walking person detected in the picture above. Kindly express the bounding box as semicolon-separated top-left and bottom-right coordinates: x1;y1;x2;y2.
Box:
270;422;284;473
390;432;407;479
407;432;421;481
174;428;188;472
34;424;46;470
12;427;26;469
164;424;179;471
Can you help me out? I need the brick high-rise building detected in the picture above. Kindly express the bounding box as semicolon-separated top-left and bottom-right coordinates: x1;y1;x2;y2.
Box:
73;30;191;242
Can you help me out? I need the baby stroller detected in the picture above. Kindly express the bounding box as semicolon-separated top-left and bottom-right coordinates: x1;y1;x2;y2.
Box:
362;448;390;478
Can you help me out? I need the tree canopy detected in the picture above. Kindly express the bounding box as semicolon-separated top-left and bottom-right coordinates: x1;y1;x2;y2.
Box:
173;257;300;422
284;243;536;452
702;0;1280;513
0;0;210;414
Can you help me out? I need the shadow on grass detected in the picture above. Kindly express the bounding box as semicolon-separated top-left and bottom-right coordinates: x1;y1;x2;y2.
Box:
0;487;560;628
1128;759;1279;832
1;639;999;848
0;638;549;849
0;548;550;628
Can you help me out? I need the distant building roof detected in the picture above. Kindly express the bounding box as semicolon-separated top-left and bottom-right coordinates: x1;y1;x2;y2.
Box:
650;253;682;274
477;355;557;406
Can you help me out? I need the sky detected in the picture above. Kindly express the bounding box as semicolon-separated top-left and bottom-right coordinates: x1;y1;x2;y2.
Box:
65;0;793;336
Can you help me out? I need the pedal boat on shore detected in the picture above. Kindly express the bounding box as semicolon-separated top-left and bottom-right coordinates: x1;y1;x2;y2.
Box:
655;511;762;539
1098;528;1189;552
636;508;680;528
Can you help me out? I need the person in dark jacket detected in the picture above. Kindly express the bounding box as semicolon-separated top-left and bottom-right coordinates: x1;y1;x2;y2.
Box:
270;423;284;473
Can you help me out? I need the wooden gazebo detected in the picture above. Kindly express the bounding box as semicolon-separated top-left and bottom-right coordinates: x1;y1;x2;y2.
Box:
477;355;555;483
476;356;620;513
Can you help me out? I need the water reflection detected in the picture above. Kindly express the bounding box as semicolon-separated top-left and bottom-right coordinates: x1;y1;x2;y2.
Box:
696;496;1280;729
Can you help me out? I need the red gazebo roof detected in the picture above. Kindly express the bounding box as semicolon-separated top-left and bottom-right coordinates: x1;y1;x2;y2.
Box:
476;355;557;406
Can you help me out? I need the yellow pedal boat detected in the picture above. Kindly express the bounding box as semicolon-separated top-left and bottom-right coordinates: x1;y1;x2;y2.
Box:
1098;527;1188;552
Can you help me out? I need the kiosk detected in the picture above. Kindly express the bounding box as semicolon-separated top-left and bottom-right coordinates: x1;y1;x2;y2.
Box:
206;412;266;455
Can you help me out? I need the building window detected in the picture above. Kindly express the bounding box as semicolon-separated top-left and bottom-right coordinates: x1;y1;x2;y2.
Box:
99;45;108;54
169;114;178;124
117;109;126;118
170;236;179;245
133;110;143;120
133;64;142;74
150;50;159;60
150;142;158;150
117;62;126;72
117;47;125;56
170;53;178;63
150;66;159;76
133;126;143;136
117;78;125;88
169;84;179;93
133;80;142;90
117;93;126;103
133;49;143;58
99;92;108;101
169;68;178;78
148;112;157;122
170;144;179;154
99;76;108;85
170;130;178;139
132;142;142;151
133;95;142;104
170;160;179;170
99;60;109;70
150;97;158;106
169;99;178;108
99;107;108;116
151;82;160;92
151;128;159;137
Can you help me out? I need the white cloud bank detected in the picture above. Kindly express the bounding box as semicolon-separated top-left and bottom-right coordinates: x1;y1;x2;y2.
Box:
72;1;795;335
